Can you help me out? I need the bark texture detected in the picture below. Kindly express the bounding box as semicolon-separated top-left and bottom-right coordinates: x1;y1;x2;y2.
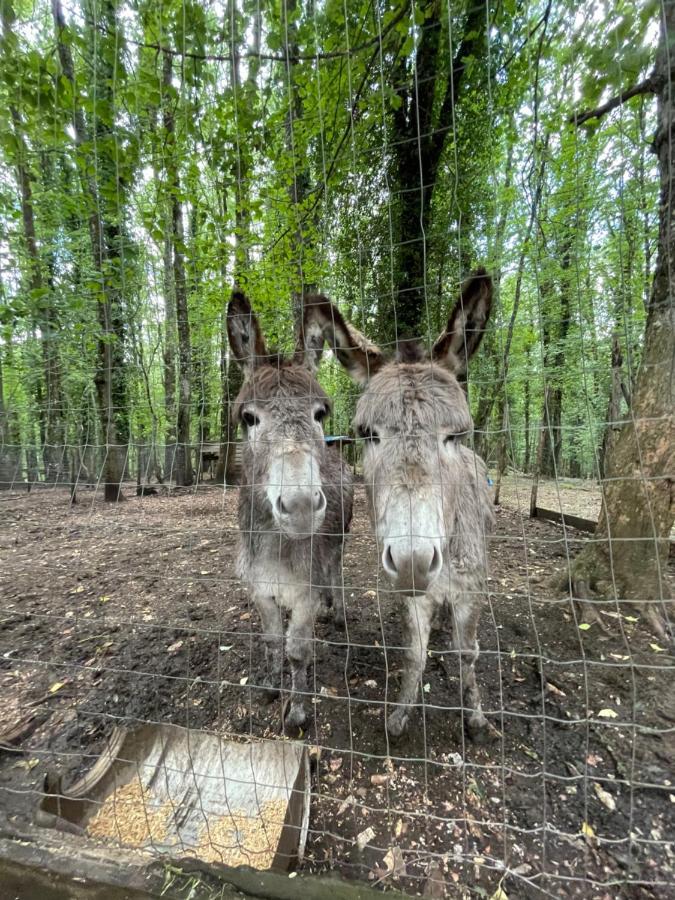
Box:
569;7;675;638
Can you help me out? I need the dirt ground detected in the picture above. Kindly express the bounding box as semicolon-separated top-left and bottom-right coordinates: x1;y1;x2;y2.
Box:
0;483;673;898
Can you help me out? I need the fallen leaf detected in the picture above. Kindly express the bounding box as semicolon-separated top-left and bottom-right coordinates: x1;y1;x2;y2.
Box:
99;595;110;603
49;682;66;694
337;794;355;816
394;818;404;838
490;886;508;900
510;863;532;876
650;643;666;653
578;623;591;631
382;846;406;878
363;679;377;689
329;757;343;772
219;645;232;652
239;612;251;621
581;821;595;838
13;758;39;772
593;783;616;811
597;708;618;719
545;682;566;698
356;826;375;851
239;676;248;685
371;773;389;786
167;640;183;653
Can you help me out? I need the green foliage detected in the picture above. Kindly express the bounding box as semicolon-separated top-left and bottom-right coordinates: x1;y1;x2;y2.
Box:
0;0;660;482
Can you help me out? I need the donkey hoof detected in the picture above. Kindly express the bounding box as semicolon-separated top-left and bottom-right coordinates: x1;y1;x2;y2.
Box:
386;708;409;738
332;609;346;631
465;715;497;745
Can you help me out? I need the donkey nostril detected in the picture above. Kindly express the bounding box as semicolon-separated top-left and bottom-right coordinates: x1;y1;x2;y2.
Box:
383;545;398;575
429;545;442;577
313;490;326;512
275;496;289;516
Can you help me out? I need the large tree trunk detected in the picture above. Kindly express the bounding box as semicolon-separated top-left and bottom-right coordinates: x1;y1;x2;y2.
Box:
52;0;125;501
389;1;487;339
569;9;675;639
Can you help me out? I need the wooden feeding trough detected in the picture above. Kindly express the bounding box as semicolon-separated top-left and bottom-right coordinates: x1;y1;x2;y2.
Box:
37;723;311;873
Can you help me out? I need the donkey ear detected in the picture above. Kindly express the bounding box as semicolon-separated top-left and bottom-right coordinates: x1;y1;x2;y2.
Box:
432;268;493;375
227;290;268;372
302;295;384;385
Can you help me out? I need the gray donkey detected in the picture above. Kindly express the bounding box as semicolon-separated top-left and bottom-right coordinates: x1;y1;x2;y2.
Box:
303;270;494;739
227;291;353;728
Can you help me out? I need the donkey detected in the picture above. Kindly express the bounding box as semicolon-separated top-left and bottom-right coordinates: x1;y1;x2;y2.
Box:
303;270;494;739
227;290;353;728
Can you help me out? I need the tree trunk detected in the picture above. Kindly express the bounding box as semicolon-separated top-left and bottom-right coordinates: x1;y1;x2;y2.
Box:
2;9;65;483
523;343;532;471
283;0;316;328
162;52;192;487
390;1;488;340
215;1;260;485
568;8;675;639
475;145;547;460
599;333;627;479
52;0;125;501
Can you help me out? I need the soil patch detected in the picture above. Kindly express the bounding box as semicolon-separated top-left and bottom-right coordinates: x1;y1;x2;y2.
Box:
0;485;673;898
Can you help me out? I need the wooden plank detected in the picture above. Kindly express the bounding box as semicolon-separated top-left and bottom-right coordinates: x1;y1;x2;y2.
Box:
532;506;596;533
533;507;675;554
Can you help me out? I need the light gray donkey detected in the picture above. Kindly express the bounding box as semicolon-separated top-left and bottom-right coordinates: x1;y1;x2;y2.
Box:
227;290;353;728
303;270;495;739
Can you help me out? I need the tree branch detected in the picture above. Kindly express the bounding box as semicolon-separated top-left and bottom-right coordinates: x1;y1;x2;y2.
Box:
568;76;658;126
85;4;408;64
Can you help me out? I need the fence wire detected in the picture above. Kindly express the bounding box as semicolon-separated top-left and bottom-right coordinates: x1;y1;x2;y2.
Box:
0;1;673;898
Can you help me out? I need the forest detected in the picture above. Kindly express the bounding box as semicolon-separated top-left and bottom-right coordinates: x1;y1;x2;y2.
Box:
0;0;661;487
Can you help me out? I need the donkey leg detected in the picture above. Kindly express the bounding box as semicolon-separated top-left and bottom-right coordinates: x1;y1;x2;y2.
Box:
387;596;434;737
255;594;283;701
284;597;319;728
329;560;346;630
451;600;489;740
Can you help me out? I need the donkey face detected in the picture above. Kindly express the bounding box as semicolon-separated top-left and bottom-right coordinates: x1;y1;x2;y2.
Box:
227;291;330;539
304;271;492;592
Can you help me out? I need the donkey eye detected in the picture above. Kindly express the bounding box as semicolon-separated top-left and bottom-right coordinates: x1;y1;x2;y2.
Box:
444;432;465;445
242;410;259;428
314;406;328;423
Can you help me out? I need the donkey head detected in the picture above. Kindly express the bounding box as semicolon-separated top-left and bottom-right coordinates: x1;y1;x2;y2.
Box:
227;290;330;539
304;270;493;592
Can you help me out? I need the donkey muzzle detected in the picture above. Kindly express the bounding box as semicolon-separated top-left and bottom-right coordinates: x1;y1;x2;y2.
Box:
381;538;443;593
273;486;326;537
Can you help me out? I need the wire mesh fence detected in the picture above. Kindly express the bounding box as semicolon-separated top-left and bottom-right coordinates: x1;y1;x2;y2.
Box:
0;0;673;897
